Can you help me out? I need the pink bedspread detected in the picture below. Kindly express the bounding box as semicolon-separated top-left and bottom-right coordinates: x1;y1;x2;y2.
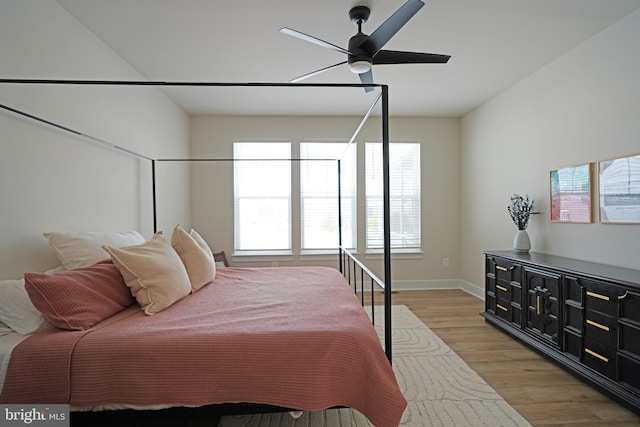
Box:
1;267;406;426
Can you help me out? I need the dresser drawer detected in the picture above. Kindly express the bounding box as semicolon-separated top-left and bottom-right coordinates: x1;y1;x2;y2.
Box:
495;301;522;325
495;282;510;299
619;353;640;390
495;300;510;321
584;309;617;348
487;257;521;281
620;290;640;324
495;263;522;293
584;337;616;380
583;281;623;317
619;321;640;357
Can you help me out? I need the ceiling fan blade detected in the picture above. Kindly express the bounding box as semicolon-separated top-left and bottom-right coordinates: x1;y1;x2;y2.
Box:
289;61;348;83
363;0;424;55
358;69;375;93
280;28;351;55
373;49;450;64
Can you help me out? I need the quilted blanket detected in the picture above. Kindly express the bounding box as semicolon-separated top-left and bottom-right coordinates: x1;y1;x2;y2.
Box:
1;267;406;427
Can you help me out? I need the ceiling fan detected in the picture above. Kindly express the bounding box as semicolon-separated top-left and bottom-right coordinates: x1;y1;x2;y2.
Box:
280;0;450;92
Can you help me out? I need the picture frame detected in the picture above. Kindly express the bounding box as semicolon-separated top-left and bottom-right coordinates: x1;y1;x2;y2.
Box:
598;153;640;224
550;163;592;223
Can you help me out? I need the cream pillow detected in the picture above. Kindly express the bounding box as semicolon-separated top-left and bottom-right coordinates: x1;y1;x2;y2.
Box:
103;232;191;315
171;225;215;292
44;230;145;270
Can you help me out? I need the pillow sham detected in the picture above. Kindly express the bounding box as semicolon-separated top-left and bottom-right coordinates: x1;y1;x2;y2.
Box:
171;225;215;292
44;230;145;270
0;279;50;335
103;232;191;315
24;260;135;331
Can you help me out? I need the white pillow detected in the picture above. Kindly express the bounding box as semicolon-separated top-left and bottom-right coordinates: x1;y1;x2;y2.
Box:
44;230;145;270
103;232;192;315
0;279;51;335
171;225;215;292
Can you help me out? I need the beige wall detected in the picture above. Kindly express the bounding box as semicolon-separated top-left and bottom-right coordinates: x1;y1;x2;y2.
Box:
0;1;190;277
3;1;638;294
460;9;640;291
190;115;461;286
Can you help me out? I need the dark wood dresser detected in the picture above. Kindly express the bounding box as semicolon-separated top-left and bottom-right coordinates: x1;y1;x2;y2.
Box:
482;250;640;415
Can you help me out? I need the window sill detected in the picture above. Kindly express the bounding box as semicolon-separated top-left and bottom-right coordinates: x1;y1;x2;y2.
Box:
231;250;294;263
364;249;423;260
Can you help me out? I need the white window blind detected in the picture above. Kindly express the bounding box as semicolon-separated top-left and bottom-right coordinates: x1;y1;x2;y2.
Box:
300;142;356;250
233;142;291;252
366;142;421;250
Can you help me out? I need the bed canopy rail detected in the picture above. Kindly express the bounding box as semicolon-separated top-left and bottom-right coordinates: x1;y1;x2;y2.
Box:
0;78;394;362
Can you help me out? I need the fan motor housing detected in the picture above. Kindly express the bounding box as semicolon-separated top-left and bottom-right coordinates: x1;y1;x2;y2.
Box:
348;33;373;66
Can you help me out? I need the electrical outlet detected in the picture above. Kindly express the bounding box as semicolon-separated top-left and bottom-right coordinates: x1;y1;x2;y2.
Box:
443;258;449;267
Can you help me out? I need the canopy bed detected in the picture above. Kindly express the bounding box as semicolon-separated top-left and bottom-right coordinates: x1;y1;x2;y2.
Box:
0;79;403;426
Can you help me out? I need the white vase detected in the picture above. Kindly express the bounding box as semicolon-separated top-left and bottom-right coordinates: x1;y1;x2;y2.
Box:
513;229;531;253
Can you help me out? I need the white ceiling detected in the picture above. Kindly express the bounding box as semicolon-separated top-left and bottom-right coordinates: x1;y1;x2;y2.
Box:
55;0;640;117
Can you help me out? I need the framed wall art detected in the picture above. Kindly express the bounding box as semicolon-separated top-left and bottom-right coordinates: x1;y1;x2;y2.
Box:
550;163;592;223
599;153;640;224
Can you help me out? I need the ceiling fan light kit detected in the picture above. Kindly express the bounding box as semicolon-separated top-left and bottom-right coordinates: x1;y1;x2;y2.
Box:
280;0;450;90
348;60;372;74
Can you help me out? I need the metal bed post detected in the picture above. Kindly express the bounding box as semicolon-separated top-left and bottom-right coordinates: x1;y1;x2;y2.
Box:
360;268;365;306
152;159;157;234
337;159;343;274
382;85;393;363
370;277;375;325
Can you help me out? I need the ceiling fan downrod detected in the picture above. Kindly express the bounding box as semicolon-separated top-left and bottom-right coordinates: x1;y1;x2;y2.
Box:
348;6;373;74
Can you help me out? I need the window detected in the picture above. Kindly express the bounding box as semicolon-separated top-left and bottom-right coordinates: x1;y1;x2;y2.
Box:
300;142;356;250
233;140;417;255
233;142;291;252
366;142;421;251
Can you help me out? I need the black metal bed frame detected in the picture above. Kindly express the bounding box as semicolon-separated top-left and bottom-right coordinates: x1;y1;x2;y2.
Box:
1;77;394;390
2;79;395;426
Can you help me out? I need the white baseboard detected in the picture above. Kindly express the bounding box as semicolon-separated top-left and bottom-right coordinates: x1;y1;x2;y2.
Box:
359;279;485;301
388;279;461;291
459;280;485;300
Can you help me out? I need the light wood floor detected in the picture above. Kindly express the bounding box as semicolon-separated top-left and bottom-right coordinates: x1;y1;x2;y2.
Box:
380;289;640;427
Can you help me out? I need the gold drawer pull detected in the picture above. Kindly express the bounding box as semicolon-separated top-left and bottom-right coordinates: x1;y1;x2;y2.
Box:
586;319;610;332
585;348;609;363
496;285;508;292
496;266;508;271
536;295;542;315
497;304;508;312
586;291;610;301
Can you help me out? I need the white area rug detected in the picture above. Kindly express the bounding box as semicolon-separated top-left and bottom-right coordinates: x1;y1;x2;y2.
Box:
219;305;530;427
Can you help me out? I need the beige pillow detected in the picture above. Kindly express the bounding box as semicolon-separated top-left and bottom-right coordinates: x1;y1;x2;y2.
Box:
103;232;191;315
171;225;215;292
